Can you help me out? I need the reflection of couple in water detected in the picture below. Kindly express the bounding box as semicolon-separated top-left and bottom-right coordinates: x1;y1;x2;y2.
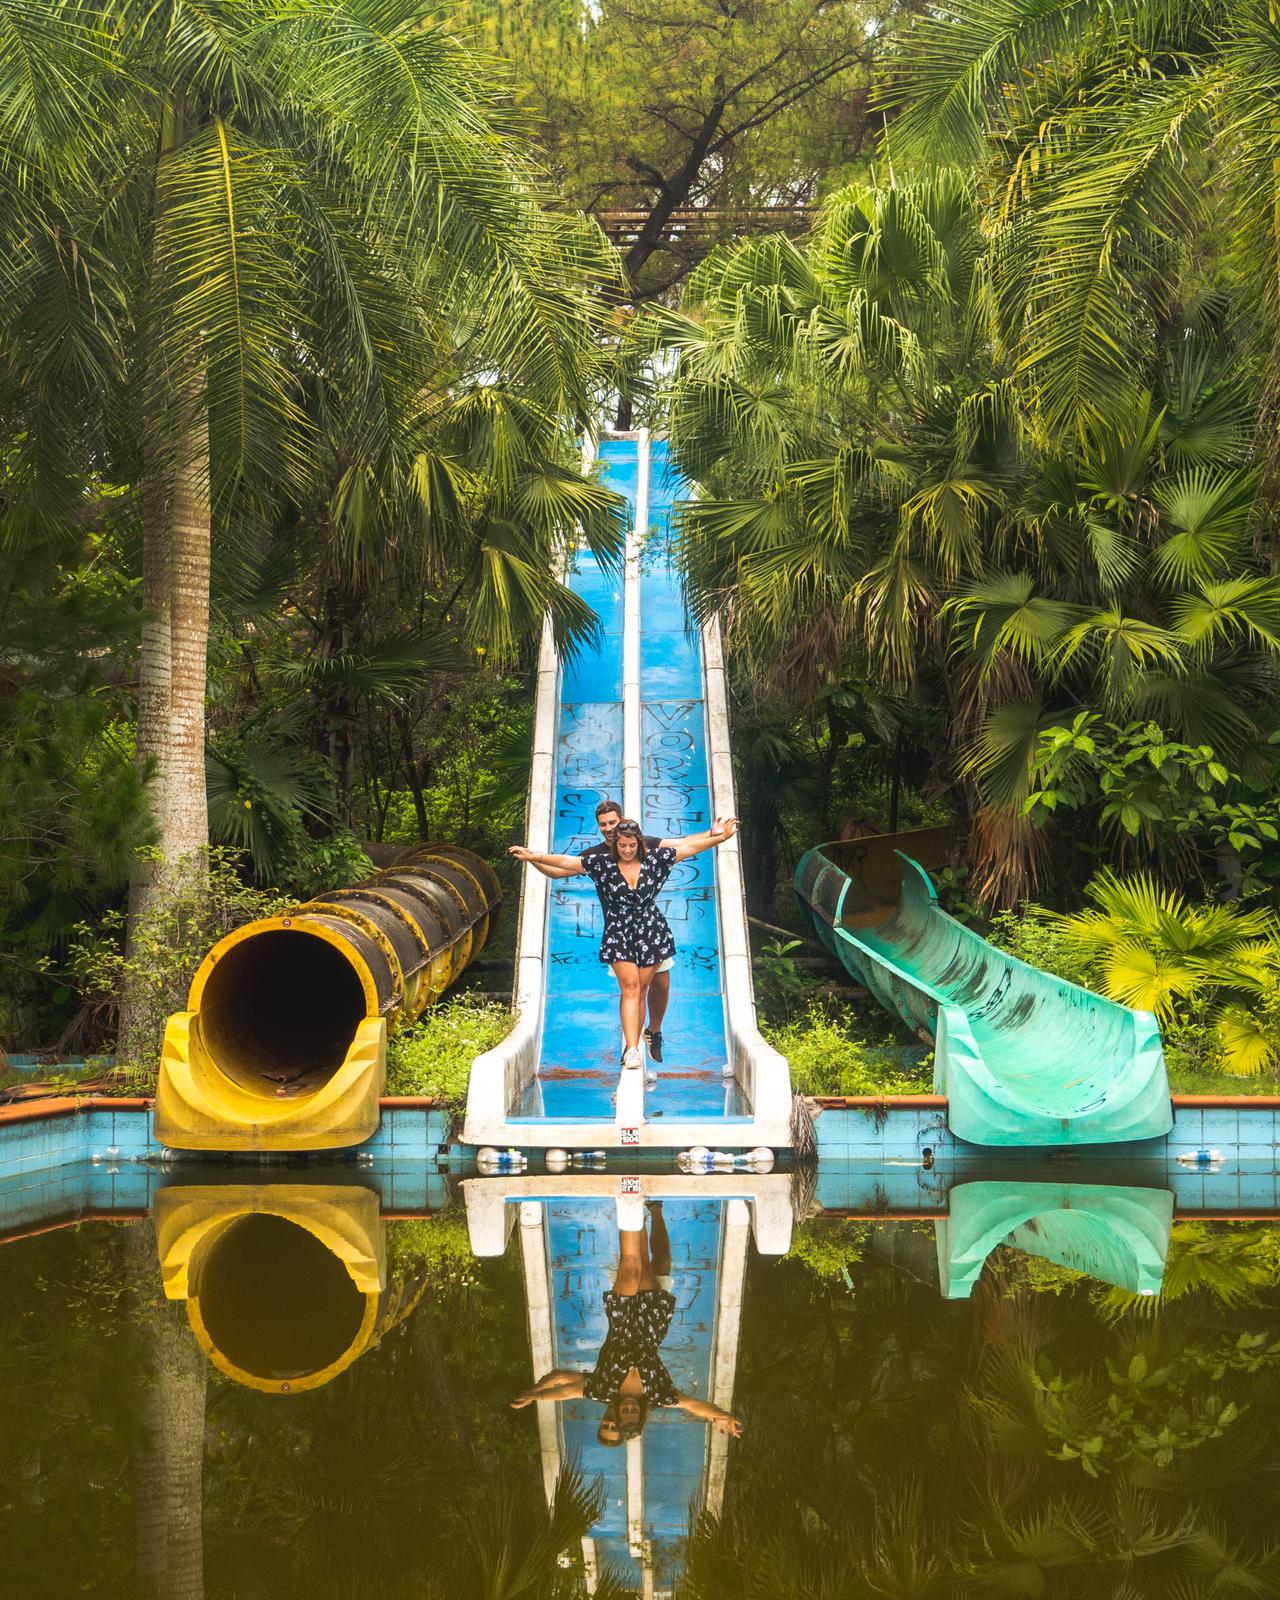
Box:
510;1200;742;1445
511;800;738;1068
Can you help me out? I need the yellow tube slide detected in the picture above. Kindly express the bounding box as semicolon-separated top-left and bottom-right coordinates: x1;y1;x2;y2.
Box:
155;845;501;1151
154;1183;388;1392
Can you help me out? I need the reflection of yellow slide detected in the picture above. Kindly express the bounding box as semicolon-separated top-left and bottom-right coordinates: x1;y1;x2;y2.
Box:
155;846;501;1151
154;1184;387;1393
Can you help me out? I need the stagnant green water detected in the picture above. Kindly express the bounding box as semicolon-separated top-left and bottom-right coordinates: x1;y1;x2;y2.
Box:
2;1201;1280;1598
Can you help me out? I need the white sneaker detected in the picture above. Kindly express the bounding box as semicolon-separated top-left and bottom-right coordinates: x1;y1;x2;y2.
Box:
621;1046;642;1069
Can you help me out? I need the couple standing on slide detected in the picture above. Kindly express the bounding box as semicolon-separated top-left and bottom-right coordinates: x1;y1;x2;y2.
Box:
510;798;738;1069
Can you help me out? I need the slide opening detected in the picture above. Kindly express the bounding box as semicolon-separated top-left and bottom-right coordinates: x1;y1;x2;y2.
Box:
201;929;368;1091
197;1213;365;1381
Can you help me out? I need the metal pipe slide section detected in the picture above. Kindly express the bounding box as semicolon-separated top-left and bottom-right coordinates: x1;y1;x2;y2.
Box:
156;845;501;1151
936;1180;1174;1299
154;1183;397;1392
463;430;791;1150
796;846;1173;1147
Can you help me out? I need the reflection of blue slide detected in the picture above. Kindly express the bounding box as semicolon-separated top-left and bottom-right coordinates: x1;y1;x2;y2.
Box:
530;437;741;1120
544;1196;728;1590
937;1181;1174;1299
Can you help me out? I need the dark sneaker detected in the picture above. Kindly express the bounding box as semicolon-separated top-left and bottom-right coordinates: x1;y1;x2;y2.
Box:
644;1029;664;1063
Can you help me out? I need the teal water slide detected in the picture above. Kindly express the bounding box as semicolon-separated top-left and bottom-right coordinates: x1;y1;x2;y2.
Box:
937;1181;1173;1299
795;846;1173;1147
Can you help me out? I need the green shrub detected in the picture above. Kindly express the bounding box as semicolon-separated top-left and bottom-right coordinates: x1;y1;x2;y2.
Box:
785;1218;870;1286
387;1212;478;1283
763;1003;932;1096
68;847;287;1093
386;996;513;1103
985;906;1092;987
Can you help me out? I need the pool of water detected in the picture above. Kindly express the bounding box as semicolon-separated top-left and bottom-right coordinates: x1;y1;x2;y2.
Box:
3;1181;1279;1598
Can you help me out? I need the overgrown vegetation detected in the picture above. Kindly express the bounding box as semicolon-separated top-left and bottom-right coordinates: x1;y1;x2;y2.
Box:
385;999;514;1105
764;1005;931;1097
7;0;1280;1087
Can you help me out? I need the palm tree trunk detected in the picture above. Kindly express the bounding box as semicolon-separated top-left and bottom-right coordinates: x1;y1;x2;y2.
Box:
118;95;211;1070
127;1221;207;1600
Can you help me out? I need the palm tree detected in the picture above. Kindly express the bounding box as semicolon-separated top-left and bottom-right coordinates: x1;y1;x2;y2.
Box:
1055;870;1280;1073
0;0;621;1064
881;1;1280;442
653;168;1280;901
126;1219;207;1600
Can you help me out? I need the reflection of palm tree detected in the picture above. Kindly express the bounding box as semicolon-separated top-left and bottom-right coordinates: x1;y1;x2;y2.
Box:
127;1220;206;1599
682;1240;1280;1598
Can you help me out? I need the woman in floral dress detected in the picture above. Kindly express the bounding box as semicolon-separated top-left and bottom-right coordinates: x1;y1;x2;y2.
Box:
509;1200;742;1445
510;815;737;1067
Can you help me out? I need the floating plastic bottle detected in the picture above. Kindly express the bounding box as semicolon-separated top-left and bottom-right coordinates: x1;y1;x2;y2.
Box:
570;1150;608;1169
477;1147;526;1173
677;1145;776;1172
1175;1147;1223;1168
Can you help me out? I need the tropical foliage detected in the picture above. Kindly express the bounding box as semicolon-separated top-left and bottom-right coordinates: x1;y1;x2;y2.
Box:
686;1222;1280;1599
1056;872;1280;1075
653;168;1280;905
0;0;626;1053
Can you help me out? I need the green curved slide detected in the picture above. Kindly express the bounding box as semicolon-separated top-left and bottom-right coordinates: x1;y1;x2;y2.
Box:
937;1180;1173;1298
795;847;1173;1147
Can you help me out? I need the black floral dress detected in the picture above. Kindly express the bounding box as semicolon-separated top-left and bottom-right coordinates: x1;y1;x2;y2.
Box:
581;845;678;967
582;1288;680;1406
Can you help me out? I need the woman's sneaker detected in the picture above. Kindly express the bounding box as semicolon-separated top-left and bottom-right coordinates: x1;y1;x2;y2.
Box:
621;1046;643;1069
643;1029;663;1063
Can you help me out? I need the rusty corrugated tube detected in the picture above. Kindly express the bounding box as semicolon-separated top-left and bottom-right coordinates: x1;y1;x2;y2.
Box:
191;844;502;1094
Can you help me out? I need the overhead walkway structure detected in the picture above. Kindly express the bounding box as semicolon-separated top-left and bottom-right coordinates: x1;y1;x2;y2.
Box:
464;432;791;1152
796;847;1173;1147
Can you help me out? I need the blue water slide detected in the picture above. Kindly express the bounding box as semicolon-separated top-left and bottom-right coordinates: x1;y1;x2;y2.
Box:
464;432;791;1150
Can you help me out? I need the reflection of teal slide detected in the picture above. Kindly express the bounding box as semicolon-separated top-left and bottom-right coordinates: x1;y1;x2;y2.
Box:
937;1181;1174;1299
795;848;1172;1146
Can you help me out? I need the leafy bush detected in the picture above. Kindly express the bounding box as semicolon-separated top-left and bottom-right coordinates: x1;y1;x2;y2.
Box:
386;1212;478;1283
985;906;1092;988
386;997;513;1103
753;937;815;1021
990;886;1280;1089
68;848;286;1091
764;1003;932;1096
785;1218;870;1287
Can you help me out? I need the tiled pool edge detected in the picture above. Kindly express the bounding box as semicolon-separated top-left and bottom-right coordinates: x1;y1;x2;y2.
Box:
4;1094;1280;1243
0;1095;454;1182
811;1095;1280;1163
3;1094;1279;1181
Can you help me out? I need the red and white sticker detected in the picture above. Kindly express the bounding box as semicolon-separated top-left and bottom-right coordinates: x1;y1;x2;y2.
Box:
619;1174;641;1194
620;1126;640;1146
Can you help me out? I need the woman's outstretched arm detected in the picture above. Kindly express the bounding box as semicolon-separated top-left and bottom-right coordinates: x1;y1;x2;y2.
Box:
675;1394;743;1436
660;817;739;861
509;845;585;879
510;1371;588;1407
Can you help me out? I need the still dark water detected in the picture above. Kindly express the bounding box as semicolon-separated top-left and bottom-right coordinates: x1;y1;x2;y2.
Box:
2;1187;1279;1599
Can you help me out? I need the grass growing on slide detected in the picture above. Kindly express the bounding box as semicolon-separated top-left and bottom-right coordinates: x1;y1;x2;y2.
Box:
386;997;513;1104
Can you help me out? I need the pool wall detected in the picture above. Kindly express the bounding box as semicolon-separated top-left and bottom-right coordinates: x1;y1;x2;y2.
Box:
811;1096;1280;1164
